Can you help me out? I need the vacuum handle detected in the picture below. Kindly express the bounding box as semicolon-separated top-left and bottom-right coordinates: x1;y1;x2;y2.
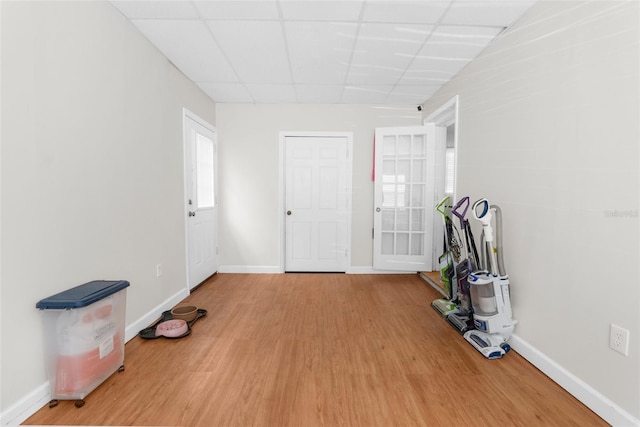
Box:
452;196;470;224
473;198;490;221
435;196;450;217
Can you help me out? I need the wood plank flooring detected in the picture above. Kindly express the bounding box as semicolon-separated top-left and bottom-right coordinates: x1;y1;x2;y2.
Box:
24;273;606;426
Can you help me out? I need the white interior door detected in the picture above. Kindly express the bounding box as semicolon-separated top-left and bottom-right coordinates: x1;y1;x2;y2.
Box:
285;135;351;272
184;112;218;289
373;126;436;271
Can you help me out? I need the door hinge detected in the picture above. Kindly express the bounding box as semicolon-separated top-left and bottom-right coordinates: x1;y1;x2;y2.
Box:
372;228;374;239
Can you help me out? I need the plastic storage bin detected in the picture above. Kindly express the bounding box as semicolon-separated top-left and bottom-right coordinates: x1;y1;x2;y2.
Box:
36;280;129;407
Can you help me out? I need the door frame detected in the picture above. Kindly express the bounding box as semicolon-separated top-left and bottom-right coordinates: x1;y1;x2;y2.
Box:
182;108;217;292
424;95;459;270
278;131;353;273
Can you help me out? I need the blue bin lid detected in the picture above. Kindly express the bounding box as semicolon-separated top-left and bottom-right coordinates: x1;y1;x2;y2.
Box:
36;280;130;309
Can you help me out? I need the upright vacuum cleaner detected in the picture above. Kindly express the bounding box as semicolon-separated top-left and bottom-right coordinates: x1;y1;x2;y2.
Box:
447;196;480;333
431;196;462;317
463;199;517;359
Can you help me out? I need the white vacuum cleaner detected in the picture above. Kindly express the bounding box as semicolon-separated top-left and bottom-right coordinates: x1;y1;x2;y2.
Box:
463;199;517;359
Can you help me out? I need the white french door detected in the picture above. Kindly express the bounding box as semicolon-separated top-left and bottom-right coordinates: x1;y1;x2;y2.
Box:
373;126;436;271
284;135;351;272
184;112;218;289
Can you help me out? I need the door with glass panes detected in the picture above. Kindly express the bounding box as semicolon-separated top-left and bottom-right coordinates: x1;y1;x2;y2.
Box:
373;126;435;271
184;113;218;289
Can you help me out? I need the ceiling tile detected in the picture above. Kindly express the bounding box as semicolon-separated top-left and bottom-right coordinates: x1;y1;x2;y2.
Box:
362;1;451;24
286;21;357;84
295;85;344;103
386;85;441;104
198;82;254;103
348;23;435;84
341;85;393;104
207;20;292;84
110;0;538;104
397;68;455;85
110;1;199;19
419;25;504;60
131;19;239;82
245;84;298;103
402;55;469;81
193;1;280;20
442;0;536;27
280;1;364;21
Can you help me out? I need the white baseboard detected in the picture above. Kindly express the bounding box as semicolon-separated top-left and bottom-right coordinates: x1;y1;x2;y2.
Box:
218;265;282;274
124;287;190;342
1;288;191;426
0;382;50;426
510;334;640;427
347;266;417;274
218;265;420;275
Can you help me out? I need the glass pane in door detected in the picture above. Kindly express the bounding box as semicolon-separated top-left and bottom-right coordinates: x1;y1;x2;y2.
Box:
196;133;215;208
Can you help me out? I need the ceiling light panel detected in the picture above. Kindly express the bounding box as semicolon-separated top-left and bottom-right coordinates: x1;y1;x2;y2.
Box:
193;1;280;20
362;1;451;24
442;0;536;27
286;21;357;84
110;1;200;19
207;21;292;84
279;1;364;21
131;19;239;82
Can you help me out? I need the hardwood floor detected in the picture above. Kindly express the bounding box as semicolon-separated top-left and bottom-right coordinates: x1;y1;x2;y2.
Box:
24;273;606;426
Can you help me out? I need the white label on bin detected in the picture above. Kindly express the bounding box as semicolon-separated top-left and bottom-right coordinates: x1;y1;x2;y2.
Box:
99;336;114;359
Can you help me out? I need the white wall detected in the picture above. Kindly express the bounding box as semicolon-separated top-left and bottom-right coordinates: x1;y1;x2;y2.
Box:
215;104;421;271
422;0;639;421
0;1;215;421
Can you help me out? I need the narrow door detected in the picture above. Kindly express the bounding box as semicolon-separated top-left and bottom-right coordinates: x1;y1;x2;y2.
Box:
184;113;218;289
373;126;436;271
285;136;351;272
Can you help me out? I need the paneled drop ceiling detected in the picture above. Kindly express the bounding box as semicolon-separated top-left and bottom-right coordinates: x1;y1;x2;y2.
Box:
110;0;536;105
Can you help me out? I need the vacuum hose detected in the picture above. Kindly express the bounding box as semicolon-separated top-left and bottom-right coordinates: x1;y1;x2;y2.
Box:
491;204;506;277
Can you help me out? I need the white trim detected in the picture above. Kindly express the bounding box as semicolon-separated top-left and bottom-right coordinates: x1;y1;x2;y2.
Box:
218;265;282;274
124;288;190;342
510;334;640;427
424;95;459;271
278;131;354;273
0;382;50;426
348;266;418;274
424;95;459;127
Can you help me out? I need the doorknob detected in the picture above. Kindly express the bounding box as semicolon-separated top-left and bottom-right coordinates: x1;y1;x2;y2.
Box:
188;211;196;217
287;210;292;216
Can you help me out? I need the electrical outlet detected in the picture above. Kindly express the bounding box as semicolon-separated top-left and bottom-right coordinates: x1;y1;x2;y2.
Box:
609;324;630;356
156;264;162;277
